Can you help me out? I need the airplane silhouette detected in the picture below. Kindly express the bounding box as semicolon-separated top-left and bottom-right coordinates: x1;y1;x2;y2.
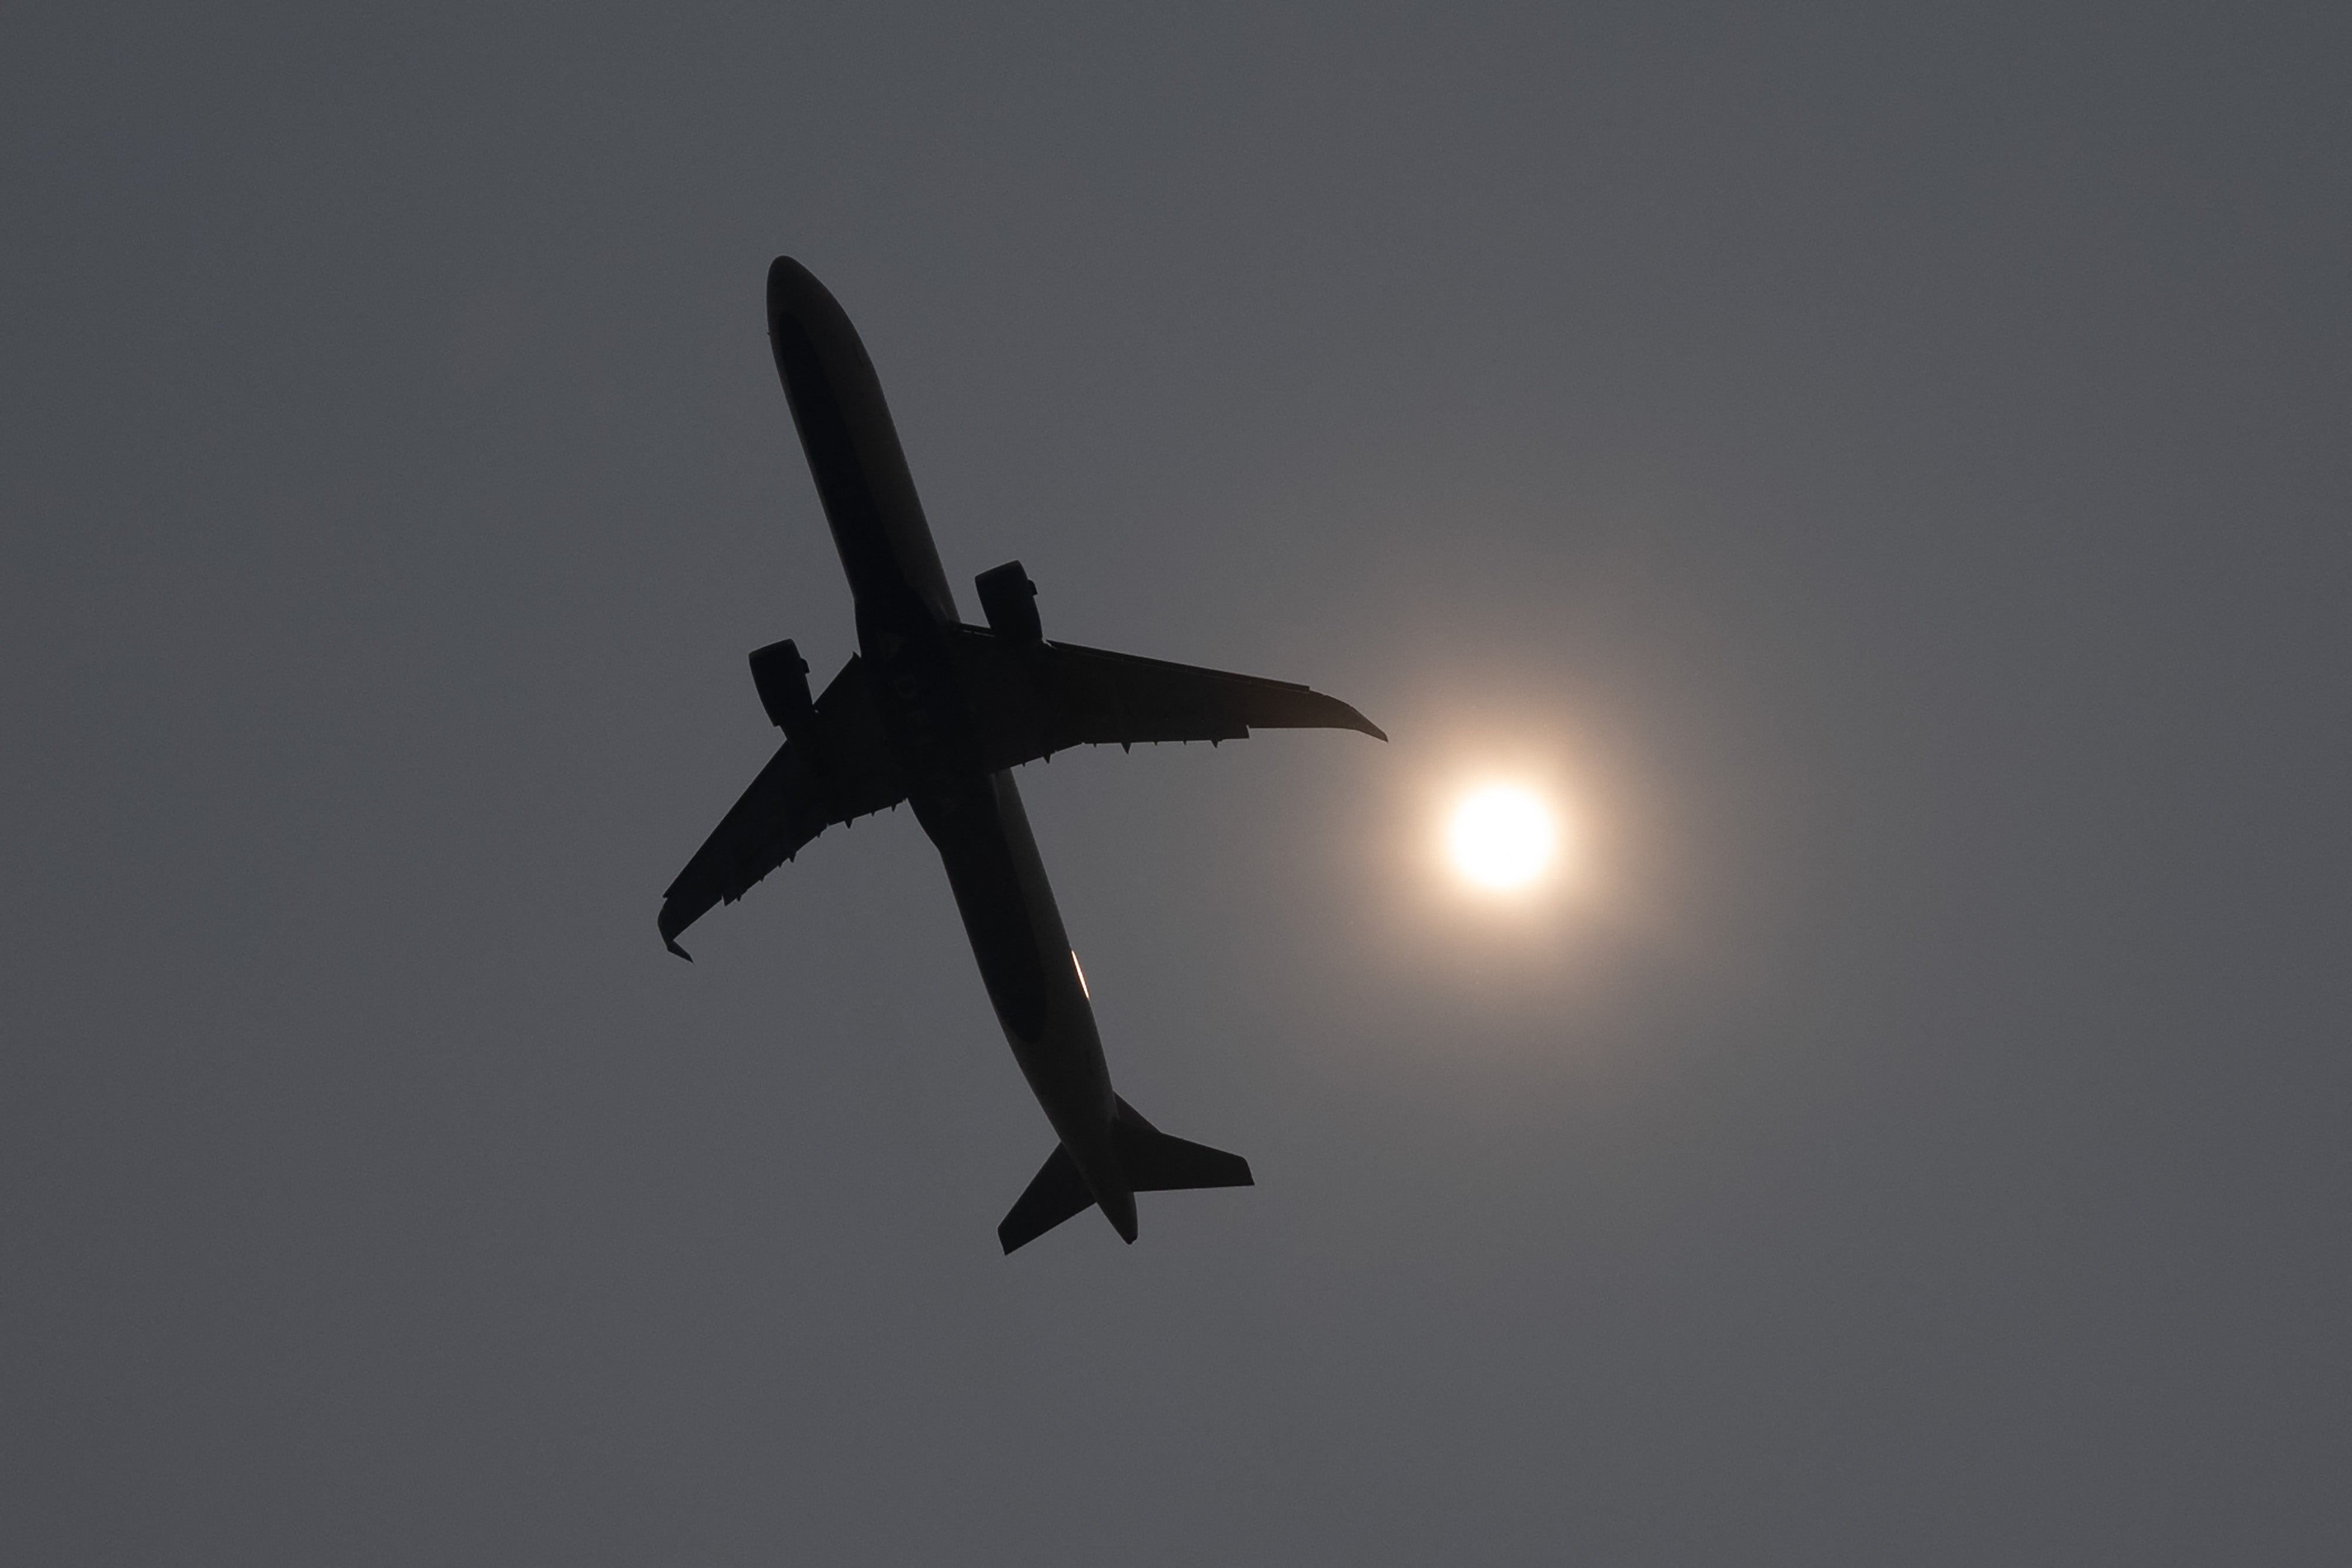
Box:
659;259;1385;1252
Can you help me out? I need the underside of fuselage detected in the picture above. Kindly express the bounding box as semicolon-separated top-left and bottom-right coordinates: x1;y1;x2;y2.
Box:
775;256;1145;1241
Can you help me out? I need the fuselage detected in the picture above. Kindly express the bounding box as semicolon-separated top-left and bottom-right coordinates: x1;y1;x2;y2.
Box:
766;259;1138;1240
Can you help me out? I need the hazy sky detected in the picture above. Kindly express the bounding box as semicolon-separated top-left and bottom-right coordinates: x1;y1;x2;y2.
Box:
5;5;2348;1563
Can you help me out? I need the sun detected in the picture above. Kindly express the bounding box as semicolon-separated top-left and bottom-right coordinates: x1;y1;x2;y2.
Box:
1445;784;1557;891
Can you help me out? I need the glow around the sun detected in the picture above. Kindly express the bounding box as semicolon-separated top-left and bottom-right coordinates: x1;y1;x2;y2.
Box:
1445;784;1557;890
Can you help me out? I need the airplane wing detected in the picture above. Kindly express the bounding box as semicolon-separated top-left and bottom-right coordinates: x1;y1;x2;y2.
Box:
657;656;904;957
948;626;1386;771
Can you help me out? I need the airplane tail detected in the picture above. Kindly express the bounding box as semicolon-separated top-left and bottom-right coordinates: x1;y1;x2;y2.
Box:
997;1097;1254;1254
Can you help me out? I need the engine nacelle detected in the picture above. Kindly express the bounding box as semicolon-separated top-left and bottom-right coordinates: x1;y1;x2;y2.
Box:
976;560;1043;644
748;638;817;748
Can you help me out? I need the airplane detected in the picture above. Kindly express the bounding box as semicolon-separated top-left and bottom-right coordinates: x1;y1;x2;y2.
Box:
658;258;1385;1253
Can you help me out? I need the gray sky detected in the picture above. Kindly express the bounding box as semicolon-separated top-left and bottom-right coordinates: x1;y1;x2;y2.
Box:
5;4;2348;1563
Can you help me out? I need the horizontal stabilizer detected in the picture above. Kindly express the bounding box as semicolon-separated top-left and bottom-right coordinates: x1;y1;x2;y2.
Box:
1110;1096;1255;1192
998;1144;1095;1254
997;1101;1254;1255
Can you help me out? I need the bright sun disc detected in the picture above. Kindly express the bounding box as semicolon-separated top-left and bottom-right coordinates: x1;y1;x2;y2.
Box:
1446;785;1556;890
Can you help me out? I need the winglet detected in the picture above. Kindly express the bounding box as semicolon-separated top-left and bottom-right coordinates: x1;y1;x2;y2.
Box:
663;932;693;962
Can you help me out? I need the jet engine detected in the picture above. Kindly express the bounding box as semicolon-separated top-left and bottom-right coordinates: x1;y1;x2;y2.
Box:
748;638;819;751
976;561;1042;644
